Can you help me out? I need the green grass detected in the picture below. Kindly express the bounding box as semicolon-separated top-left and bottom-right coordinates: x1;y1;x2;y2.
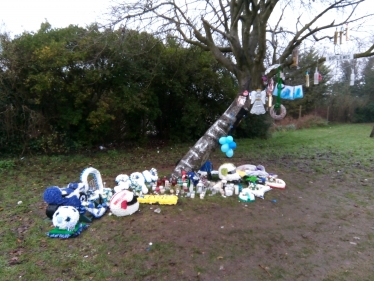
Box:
1;123;374;280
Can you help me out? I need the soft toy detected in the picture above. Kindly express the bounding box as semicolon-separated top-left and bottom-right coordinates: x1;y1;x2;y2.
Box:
109;190;139;217
114;174;131;193
130;172;149;195
142;168;158;185
47;206;89;238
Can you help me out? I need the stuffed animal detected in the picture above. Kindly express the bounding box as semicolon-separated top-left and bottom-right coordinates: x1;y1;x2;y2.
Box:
114;174;131;193
109;190;139;216
130;172;149;195
142;168;158;185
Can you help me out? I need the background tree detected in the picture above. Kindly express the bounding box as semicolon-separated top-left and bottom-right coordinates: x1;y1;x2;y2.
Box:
109;0;374;177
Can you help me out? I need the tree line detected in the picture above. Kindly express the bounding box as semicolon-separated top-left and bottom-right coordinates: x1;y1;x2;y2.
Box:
0;23;239;155
0;23;373;155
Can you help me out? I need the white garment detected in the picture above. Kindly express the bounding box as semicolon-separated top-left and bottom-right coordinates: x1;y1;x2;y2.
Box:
250;90;266;115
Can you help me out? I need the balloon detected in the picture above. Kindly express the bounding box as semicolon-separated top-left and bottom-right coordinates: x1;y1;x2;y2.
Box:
221;143;229;153
226;135;233;143
219;137;227;145
229;141;237;149
226;149;234;158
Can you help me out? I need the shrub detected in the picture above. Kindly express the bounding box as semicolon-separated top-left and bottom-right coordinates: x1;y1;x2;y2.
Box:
0;160;15;171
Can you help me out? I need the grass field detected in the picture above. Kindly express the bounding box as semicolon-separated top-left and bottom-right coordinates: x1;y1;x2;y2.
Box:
1;123;373;281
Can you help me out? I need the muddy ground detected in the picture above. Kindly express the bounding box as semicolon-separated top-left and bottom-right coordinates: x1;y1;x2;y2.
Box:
5;148;374;281
79;156;374;281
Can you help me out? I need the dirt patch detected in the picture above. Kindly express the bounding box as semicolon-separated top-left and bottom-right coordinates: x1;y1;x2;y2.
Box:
2;147;374;281
77;157;374;281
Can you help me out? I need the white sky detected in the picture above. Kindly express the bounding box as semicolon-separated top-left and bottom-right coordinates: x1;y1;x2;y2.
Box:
1;0;372;54
1;0;113;37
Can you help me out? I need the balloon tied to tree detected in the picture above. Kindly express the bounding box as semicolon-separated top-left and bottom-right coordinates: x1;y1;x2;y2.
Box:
219;135;237;158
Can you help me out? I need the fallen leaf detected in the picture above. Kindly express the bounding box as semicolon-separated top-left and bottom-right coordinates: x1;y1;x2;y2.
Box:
9;257;20;265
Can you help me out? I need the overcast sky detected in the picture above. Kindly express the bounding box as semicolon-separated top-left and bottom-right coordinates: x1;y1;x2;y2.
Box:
1;0;113;36
1;0;372;54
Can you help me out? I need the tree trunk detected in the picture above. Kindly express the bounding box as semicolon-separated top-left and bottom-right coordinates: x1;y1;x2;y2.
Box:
171;97;248;178
370;125;374;138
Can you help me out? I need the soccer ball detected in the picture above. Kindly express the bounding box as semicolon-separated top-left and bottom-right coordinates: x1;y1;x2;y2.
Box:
52;206;80;231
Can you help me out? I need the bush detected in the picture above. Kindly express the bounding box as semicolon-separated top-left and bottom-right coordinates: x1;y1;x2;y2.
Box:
234;113;273;139
0;160;15;171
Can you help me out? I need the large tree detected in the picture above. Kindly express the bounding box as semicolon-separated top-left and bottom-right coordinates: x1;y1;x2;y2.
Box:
109;0;374;177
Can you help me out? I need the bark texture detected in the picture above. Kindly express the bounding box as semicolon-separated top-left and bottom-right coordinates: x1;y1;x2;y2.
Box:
171;98;247;178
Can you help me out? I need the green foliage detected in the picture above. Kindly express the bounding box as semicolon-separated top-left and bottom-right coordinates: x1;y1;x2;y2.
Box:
0;24;237;154
0;159;15;171
234;113;273;139
352;57;374;122
353;101;374;123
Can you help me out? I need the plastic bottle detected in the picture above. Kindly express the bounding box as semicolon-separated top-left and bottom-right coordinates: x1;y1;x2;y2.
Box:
305;71;310;87
350;69;355;86
314;68;319;85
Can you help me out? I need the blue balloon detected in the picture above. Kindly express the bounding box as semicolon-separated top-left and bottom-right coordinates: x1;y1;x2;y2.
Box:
226;149;234;158
219;137;227;145
226;135;233;143
229;141;237;149
221;143;229;153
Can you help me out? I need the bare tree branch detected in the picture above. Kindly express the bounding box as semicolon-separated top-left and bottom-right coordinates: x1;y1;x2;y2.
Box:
108;0;374;89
